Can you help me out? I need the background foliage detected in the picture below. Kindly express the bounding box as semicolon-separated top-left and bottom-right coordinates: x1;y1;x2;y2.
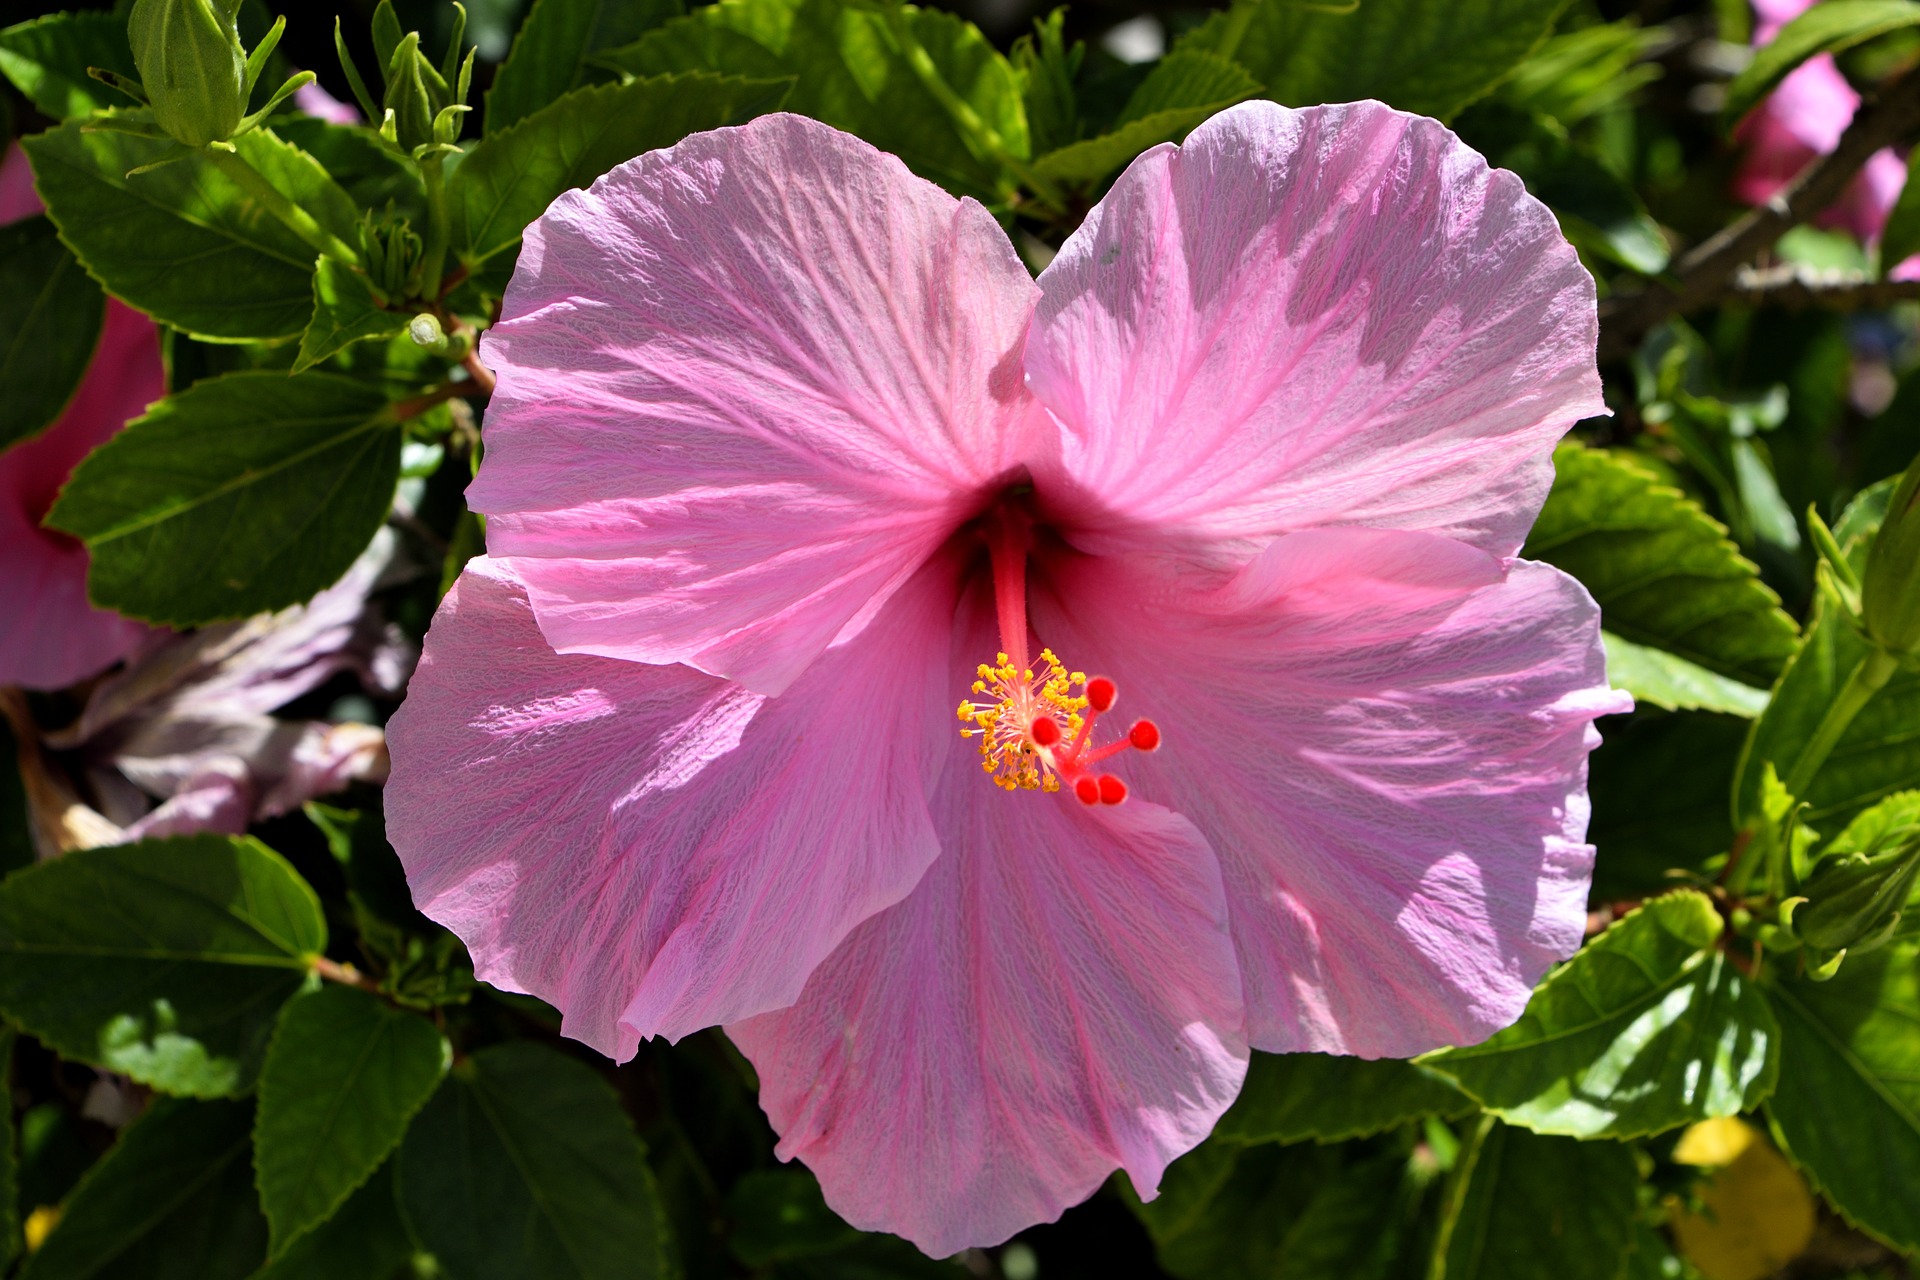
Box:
4;0;1920;1276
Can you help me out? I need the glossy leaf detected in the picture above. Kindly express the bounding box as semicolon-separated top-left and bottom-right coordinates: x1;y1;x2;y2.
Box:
451;72;790;268
295;257;406;373
396;1041;665;1280
270;118;425;219
1723;0;1920;126
1212;1053;1473;1147
1031;51;1258;186
1601;632;1770;717
255;985;448;1253
47;370;401;626
485;0;686;131
1766;944;1920;1251
1430;1119;1639;1280
0;835;324;1098
18;1099;267;1280
0;214;105;452
1524;443;1800;687
1424;892;1778;1138
0;12;139;119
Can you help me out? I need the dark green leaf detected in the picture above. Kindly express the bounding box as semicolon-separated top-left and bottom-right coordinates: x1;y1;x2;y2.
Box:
268;118;425;218
1765;944;1920;1250
0;717;31;882
250;1161;413;1280
0;215;106;453
19;1099;267;1280
295;257;406;373
1587;711;1750;900
1212;1053;1472;1146
1030;51;1258;186
1430;1119;1639;1280
486;0;686;131
1887;153;1920;285
23;121;360;341
600;0;1026;199
451;72;790;268
726;1168;861;1267
1723;0;1920;126
0;835;324;1098
396;1041;665;1280
1176;0;1571;121
0;1030;17;1269
1424;892;1778;1138
1524;443;1800;687
255;986;447;1253
0;12;139;119
1601;633;1770;717
47;370;401;626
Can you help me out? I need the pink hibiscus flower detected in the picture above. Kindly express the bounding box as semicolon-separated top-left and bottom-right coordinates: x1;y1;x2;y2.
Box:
387;102;1627;1253
0;142;161;690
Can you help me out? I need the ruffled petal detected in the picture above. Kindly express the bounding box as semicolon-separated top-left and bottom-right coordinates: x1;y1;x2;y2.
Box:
473;113;1042;694
1024;100;1600;562
1033;529;1628;1058
0;300;160;690
385;555;957;1057
729;593;1247;1257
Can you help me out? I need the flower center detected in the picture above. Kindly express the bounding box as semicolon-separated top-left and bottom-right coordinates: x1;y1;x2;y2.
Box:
953;506;1160;804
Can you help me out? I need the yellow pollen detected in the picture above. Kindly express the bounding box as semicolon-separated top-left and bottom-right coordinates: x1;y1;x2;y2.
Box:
956;648;1088;792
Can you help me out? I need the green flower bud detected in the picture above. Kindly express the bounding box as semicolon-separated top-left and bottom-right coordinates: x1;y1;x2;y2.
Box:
408;313;447;350
128;0;248;147
1862;453;1920;656
382;34;446;154
1788;832;1920;954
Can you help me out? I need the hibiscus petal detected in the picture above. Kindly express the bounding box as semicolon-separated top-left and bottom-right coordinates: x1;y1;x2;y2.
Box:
385;555;956;1056
1024;100;1601;561
473;113;1042;695
729;594;1247;1257
1034;528;1629;1058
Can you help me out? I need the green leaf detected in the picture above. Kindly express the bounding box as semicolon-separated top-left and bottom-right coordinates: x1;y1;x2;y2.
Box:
1734;579;1920;831
295;258;406;373
1885;148;1920;278
1212;1052;1473;1146
0;1030;17;1269
1176;0;1571;121
1601;633;1770;717
600;0;1027;199
255;986;447;1253
249;1161;413;1280
1523;443;1800;687
1587;711;1750;900
18;1099;267;1280
1031;51;1258;186
0;215;106;453
269;118;425;219
23;121;360;342
396;1041;666;1280
451;72;791;268
1495;20;1667;125
46;370;401;626
726;1168;862;1267
0;835;325;1098
486;0;686;132
1430;1118;1639;1280
0;12;139;119
1765;943;1920;1250
1424;892;1779;1138
1723;0;1920;126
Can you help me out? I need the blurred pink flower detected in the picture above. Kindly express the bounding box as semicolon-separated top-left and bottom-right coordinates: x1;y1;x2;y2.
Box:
293;79;360;125
387;104;1626;1252
0;143;161;689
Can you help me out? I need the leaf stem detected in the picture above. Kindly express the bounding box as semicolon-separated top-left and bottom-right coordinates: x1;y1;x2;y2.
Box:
201;146;360;265
310;953;383;994
1782;647;1901;800
419;153;452;303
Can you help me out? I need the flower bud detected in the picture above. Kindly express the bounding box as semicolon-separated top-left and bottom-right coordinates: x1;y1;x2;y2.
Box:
1788;834;1920;954
1862;453;1920;656
408;313;446;350
128;0;248;147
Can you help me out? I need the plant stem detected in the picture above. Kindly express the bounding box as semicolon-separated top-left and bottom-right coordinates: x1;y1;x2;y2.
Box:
1783;647;1901;800
202;146;359;265
310;954;383;994
419;153;451;302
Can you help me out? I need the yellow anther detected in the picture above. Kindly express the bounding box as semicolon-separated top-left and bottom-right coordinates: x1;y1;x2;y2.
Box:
956;646;1089;793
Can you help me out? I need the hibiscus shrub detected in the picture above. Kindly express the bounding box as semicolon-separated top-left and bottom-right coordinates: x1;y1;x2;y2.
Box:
2;0;1920;1276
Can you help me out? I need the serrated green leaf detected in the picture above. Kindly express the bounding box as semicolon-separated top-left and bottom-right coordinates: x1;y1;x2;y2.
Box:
1424;892;1778;1138
269;118;425;219
1212;1053;1473;1146
486;0;686;132
1602;633;1770;717
1723;0;1920;126
295;257;406;373
599;0;1026;199
255;986;447;1253
20;1099;265;1280
396;1041;665;1280
1765;943;1920;1251
249;1161;413;1280
46;370;400;626
0;12;139;119
451;71;790;268
1587;710;1750;899
0;214;105;453
1524;443;1800;687
1176;0;1571;121
1031;51;1258;186
0;835;324;1098
1430;1118;1639;1280
23;121;360;342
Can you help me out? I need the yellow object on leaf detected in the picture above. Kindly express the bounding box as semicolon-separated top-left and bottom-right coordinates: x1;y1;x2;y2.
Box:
1669;1118;1815;1280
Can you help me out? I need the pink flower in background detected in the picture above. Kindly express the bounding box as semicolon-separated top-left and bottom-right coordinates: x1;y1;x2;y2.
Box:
387;104;1626;1253
293;78;360;124
0;143;160;690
